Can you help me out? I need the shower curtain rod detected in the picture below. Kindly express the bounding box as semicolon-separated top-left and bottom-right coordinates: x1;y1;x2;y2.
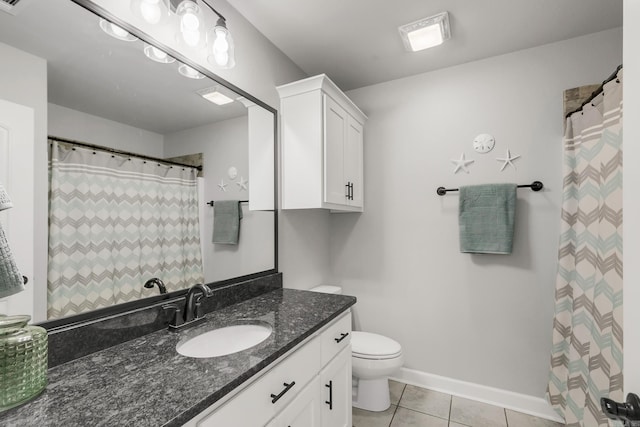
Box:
48;136;203;171
565;64;623;119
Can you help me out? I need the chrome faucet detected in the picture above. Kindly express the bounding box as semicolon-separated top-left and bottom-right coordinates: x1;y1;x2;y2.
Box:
165;283;213;331
144;278;167;294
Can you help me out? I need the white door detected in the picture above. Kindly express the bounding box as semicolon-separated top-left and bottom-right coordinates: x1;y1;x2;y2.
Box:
0;99;35;318
323;94;348;206
344;117;364;208
320;347;352;427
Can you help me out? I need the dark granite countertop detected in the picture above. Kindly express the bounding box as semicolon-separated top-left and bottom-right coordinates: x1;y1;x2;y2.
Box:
0;288;356;427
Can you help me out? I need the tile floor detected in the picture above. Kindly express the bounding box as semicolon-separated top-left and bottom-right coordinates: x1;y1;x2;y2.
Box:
352;381;564;427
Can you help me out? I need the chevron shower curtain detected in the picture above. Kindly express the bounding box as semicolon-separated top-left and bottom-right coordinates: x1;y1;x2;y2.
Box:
47;140;204;319
547;69;623;426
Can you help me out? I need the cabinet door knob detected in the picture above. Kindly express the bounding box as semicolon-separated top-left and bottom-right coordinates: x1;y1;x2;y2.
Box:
334;332;349;343
270;381;296;404
325;380;333;410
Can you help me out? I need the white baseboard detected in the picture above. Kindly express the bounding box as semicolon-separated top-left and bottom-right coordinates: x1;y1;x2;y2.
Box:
390;367;564;423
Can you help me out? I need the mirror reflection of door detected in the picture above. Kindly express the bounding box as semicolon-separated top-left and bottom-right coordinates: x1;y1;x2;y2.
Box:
0;99;35;317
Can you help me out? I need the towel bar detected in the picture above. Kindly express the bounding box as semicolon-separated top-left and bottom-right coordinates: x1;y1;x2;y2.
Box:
436;181;543;196
207;200;249;206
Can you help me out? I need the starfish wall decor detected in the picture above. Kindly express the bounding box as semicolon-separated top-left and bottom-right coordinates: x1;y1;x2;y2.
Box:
450;153;475;174
496;149;521;171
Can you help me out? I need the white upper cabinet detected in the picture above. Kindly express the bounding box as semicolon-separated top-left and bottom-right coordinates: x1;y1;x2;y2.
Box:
278;74;367;212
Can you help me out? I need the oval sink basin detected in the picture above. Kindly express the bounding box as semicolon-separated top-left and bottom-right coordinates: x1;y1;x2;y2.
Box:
176;323;272;358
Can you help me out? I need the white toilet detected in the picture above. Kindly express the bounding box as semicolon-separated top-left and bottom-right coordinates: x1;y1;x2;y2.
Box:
310;285;404;412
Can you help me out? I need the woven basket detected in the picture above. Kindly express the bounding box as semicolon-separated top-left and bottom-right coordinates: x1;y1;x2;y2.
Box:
0;184;12;212
0;223;23;299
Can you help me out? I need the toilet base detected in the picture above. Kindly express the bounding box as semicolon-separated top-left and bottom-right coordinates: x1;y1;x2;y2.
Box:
352;377;391;412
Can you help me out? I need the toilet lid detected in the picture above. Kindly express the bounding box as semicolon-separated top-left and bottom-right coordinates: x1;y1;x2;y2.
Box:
351;331;402;360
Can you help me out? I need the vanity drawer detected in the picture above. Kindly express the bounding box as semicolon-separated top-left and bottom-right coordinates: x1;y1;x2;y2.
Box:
197;336;321;427
320;312;351;366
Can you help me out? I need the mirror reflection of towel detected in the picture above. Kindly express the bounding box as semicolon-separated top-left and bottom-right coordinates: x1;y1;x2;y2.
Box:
0;222;24;298
212;200;243;245
458;183;516;254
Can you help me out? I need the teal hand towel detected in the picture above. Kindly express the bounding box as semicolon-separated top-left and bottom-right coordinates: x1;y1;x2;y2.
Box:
212;200;243;245
458;183;516;254
0;222;24;298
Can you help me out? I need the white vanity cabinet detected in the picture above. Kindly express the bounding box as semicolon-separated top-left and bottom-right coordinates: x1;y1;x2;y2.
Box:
278;74;367;212
187;312;352;427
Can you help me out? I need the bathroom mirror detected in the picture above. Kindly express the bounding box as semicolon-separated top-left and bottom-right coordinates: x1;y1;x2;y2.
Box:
0;0;277;322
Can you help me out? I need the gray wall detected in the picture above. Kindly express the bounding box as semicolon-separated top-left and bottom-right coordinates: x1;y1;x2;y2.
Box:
49;103;164;156
330;28;622;398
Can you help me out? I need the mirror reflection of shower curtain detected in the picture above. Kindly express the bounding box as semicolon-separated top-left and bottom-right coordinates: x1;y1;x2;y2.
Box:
547;68;623;426
47;140;204;319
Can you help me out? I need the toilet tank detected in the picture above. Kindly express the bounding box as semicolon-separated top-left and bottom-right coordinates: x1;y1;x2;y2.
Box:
309;285;342;295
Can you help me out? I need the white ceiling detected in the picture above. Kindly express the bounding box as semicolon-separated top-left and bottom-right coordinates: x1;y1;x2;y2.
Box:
225;0;623;91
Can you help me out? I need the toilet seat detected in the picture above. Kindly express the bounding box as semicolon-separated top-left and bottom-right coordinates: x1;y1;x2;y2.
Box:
352;331;402;360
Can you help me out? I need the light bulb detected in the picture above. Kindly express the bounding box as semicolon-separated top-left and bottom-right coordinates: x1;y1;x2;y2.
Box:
214;51;229;66
140;0;161;24
207;18;235;69
182;12;199;31
213;28;229;52
176;1;203;47
180;10;200;47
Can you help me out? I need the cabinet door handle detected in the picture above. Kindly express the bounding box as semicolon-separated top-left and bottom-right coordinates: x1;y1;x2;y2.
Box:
345;182;350;199
270;381;296;404
325;380;333;410
334;332;349;343
351;182;354;200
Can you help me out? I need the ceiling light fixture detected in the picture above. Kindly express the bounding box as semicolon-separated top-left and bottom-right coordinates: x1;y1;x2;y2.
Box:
398;11;451;52
197;87;234;105
99;18;138;42
143;43;176;63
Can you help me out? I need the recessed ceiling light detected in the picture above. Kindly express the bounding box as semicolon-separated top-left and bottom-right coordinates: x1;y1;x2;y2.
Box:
398;11;451;52
197;87;235;105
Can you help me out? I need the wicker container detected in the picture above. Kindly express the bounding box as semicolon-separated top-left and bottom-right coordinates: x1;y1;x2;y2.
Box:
0;315;48;411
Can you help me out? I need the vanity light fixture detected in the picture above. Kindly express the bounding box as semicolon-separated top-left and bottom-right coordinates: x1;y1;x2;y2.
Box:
130;0;170;25
178;63;205;79
143;43;176;63
398;11;450;52
197;87;234;105
99;18;138;42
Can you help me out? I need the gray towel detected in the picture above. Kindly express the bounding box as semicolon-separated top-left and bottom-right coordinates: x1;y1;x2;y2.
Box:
212;200;243;245
0;222;24;298
458;183;516;254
